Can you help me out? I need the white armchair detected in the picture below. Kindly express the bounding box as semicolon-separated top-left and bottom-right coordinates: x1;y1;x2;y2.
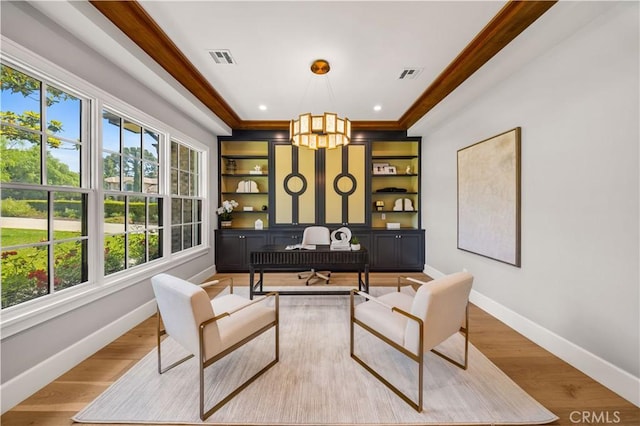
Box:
151;273;279;420
350;272;473;412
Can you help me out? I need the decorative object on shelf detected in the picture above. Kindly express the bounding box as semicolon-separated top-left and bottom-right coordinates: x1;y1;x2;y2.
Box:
375;200;385;211
330;226;352;251
236;180;259;193
243;206;254;211
386;222;401;229
254;218;263;230
250;165;263;175
393;199;403;211
403;198;414;211
373;164;398;175
290;59;351;150
405;165;412;174
226;158;237;175
217;199;238;225
373;163;389;175
350;236;361;251
376;187;407;192
261;205;268;211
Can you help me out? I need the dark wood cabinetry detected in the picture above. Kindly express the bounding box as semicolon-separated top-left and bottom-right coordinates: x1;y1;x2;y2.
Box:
216;131;424;272
215;230;268;272
371;230;424;271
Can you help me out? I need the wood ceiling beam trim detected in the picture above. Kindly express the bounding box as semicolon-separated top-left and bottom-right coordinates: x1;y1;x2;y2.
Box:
89;0;241;129
398;0;557;130
232;120;403;132
91;0;555;133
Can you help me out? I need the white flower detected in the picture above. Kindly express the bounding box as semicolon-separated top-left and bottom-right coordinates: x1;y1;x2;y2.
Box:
217;200;238;219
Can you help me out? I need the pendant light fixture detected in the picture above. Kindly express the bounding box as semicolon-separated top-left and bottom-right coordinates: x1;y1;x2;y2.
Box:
290;59;351;149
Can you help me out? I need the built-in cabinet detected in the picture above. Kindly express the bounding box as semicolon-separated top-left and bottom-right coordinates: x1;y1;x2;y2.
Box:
215;131;424;272
371;230;424;271
219;141;269;229
215;230;268;271
370;140;420;229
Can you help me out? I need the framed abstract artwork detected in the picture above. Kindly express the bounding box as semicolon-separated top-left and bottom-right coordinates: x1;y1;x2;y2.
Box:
457;127;521;267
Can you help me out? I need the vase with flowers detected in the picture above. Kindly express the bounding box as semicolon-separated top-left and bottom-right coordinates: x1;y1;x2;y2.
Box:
217;199;238;228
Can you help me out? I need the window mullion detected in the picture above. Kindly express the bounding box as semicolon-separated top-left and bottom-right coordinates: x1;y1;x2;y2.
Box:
40;83;47;186
47;191;54;296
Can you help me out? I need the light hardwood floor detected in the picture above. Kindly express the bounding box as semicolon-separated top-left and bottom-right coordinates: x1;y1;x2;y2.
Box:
2;272;638;425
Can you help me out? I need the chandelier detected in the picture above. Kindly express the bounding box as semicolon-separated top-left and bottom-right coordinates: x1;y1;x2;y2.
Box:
290;59;351;149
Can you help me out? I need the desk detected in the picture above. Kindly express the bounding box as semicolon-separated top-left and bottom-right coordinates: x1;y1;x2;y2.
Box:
249;245;369;299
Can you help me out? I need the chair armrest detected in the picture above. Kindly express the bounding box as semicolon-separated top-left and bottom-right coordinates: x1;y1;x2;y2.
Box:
200;276;234;296
353;290;394;310
398;275;429;291
350;289;422;325
203;292;279;326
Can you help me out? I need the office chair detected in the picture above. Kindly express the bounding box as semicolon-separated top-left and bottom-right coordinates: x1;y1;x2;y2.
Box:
297;225;331;285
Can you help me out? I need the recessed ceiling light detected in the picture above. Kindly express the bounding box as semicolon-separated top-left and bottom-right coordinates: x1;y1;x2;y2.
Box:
259;105;267;111
373;105;382;112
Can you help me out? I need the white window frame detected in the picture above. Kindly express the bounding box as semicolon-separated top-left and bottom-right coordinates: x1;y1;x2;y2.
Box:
0;37;210;338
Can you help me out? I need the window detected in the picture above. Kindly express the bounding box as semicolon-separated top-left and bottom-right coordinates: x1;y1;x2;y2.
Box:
102;109;163;275
0;50;208;317
170;140;203;253
1;64;89;308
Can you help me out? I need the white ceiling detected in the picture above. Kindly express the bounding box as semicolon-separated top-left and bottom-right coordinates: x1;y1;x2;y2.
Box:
26;1;619;136
137;0;505;122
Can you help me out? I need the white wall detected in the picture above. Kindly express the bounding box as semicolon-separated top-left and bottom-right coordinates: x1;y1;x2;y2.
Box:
414;2;639;404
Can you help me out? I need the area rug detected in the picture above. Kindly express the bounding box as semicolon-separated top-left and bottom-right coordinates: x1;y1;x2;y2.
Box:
73;287;558;425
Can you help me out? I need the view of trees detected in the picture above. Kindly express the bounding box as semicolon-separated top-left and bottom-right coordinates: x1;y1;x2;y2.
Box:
1;63;165;309
1;64;86;308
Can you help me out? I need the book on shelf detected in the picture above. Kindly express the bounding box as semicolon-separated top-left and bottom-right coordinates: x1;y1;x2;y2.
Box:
285;244;316;250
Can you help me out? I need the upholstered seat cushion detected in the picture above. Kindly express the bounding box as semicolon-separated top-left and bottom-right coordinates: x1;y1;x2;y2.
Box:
354;291;413;347
208;294;276;359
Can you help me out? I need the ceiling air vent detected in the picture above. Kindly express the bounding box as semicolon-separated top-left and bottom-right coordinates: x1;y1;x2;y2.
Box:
398;68;423;80
208;49;236;65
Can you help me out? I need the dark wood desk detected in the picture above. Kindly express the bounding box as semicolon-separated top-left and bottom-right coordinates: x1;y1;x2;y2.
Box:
249;245;369;299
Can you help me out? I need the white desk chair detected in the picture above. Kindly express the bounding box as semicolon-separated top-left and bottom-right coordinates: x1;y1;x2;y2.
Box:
297;226;331;285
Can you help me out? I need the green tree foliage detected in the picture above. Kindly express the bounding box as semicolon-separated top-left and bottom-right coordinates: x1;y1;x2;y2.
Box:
1;64;79;191
1;64;69;147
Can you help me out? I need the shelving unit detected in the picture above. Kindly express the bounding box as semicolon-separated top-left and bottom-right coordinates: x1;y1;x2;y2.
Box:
215;131;424;272
370;140;420;229
219;141;269;229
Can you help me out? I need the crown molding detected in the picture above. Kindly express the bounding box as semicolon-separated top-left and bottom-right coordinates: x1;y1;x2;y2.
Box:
89;1;556;132
89;0;241;128
398;0;557;129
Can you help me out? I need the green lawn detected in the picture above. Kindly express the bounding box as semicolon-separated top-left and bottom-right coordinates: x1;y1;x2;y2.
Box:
1;228;81;247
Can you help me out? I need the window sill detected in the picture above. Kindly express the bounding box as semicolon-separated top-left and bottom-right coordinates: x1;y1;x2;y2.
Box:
0;246;210;339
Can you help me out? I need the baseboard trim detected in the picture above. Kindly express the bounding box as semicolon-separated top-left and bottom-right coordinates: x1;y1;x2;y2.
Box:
424;265;639;407
1;267;219;414
0;299;156;414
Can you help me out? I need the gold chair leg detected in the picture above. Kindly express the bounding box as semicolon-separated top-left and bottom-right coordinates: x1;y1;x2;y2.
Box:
350;292;424;412
199;294;279;420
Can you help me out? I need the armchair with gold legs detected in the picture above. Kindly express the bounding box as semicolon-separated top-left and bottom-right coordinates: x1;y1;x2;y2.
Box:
152;273;279;420
350;272;473;412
